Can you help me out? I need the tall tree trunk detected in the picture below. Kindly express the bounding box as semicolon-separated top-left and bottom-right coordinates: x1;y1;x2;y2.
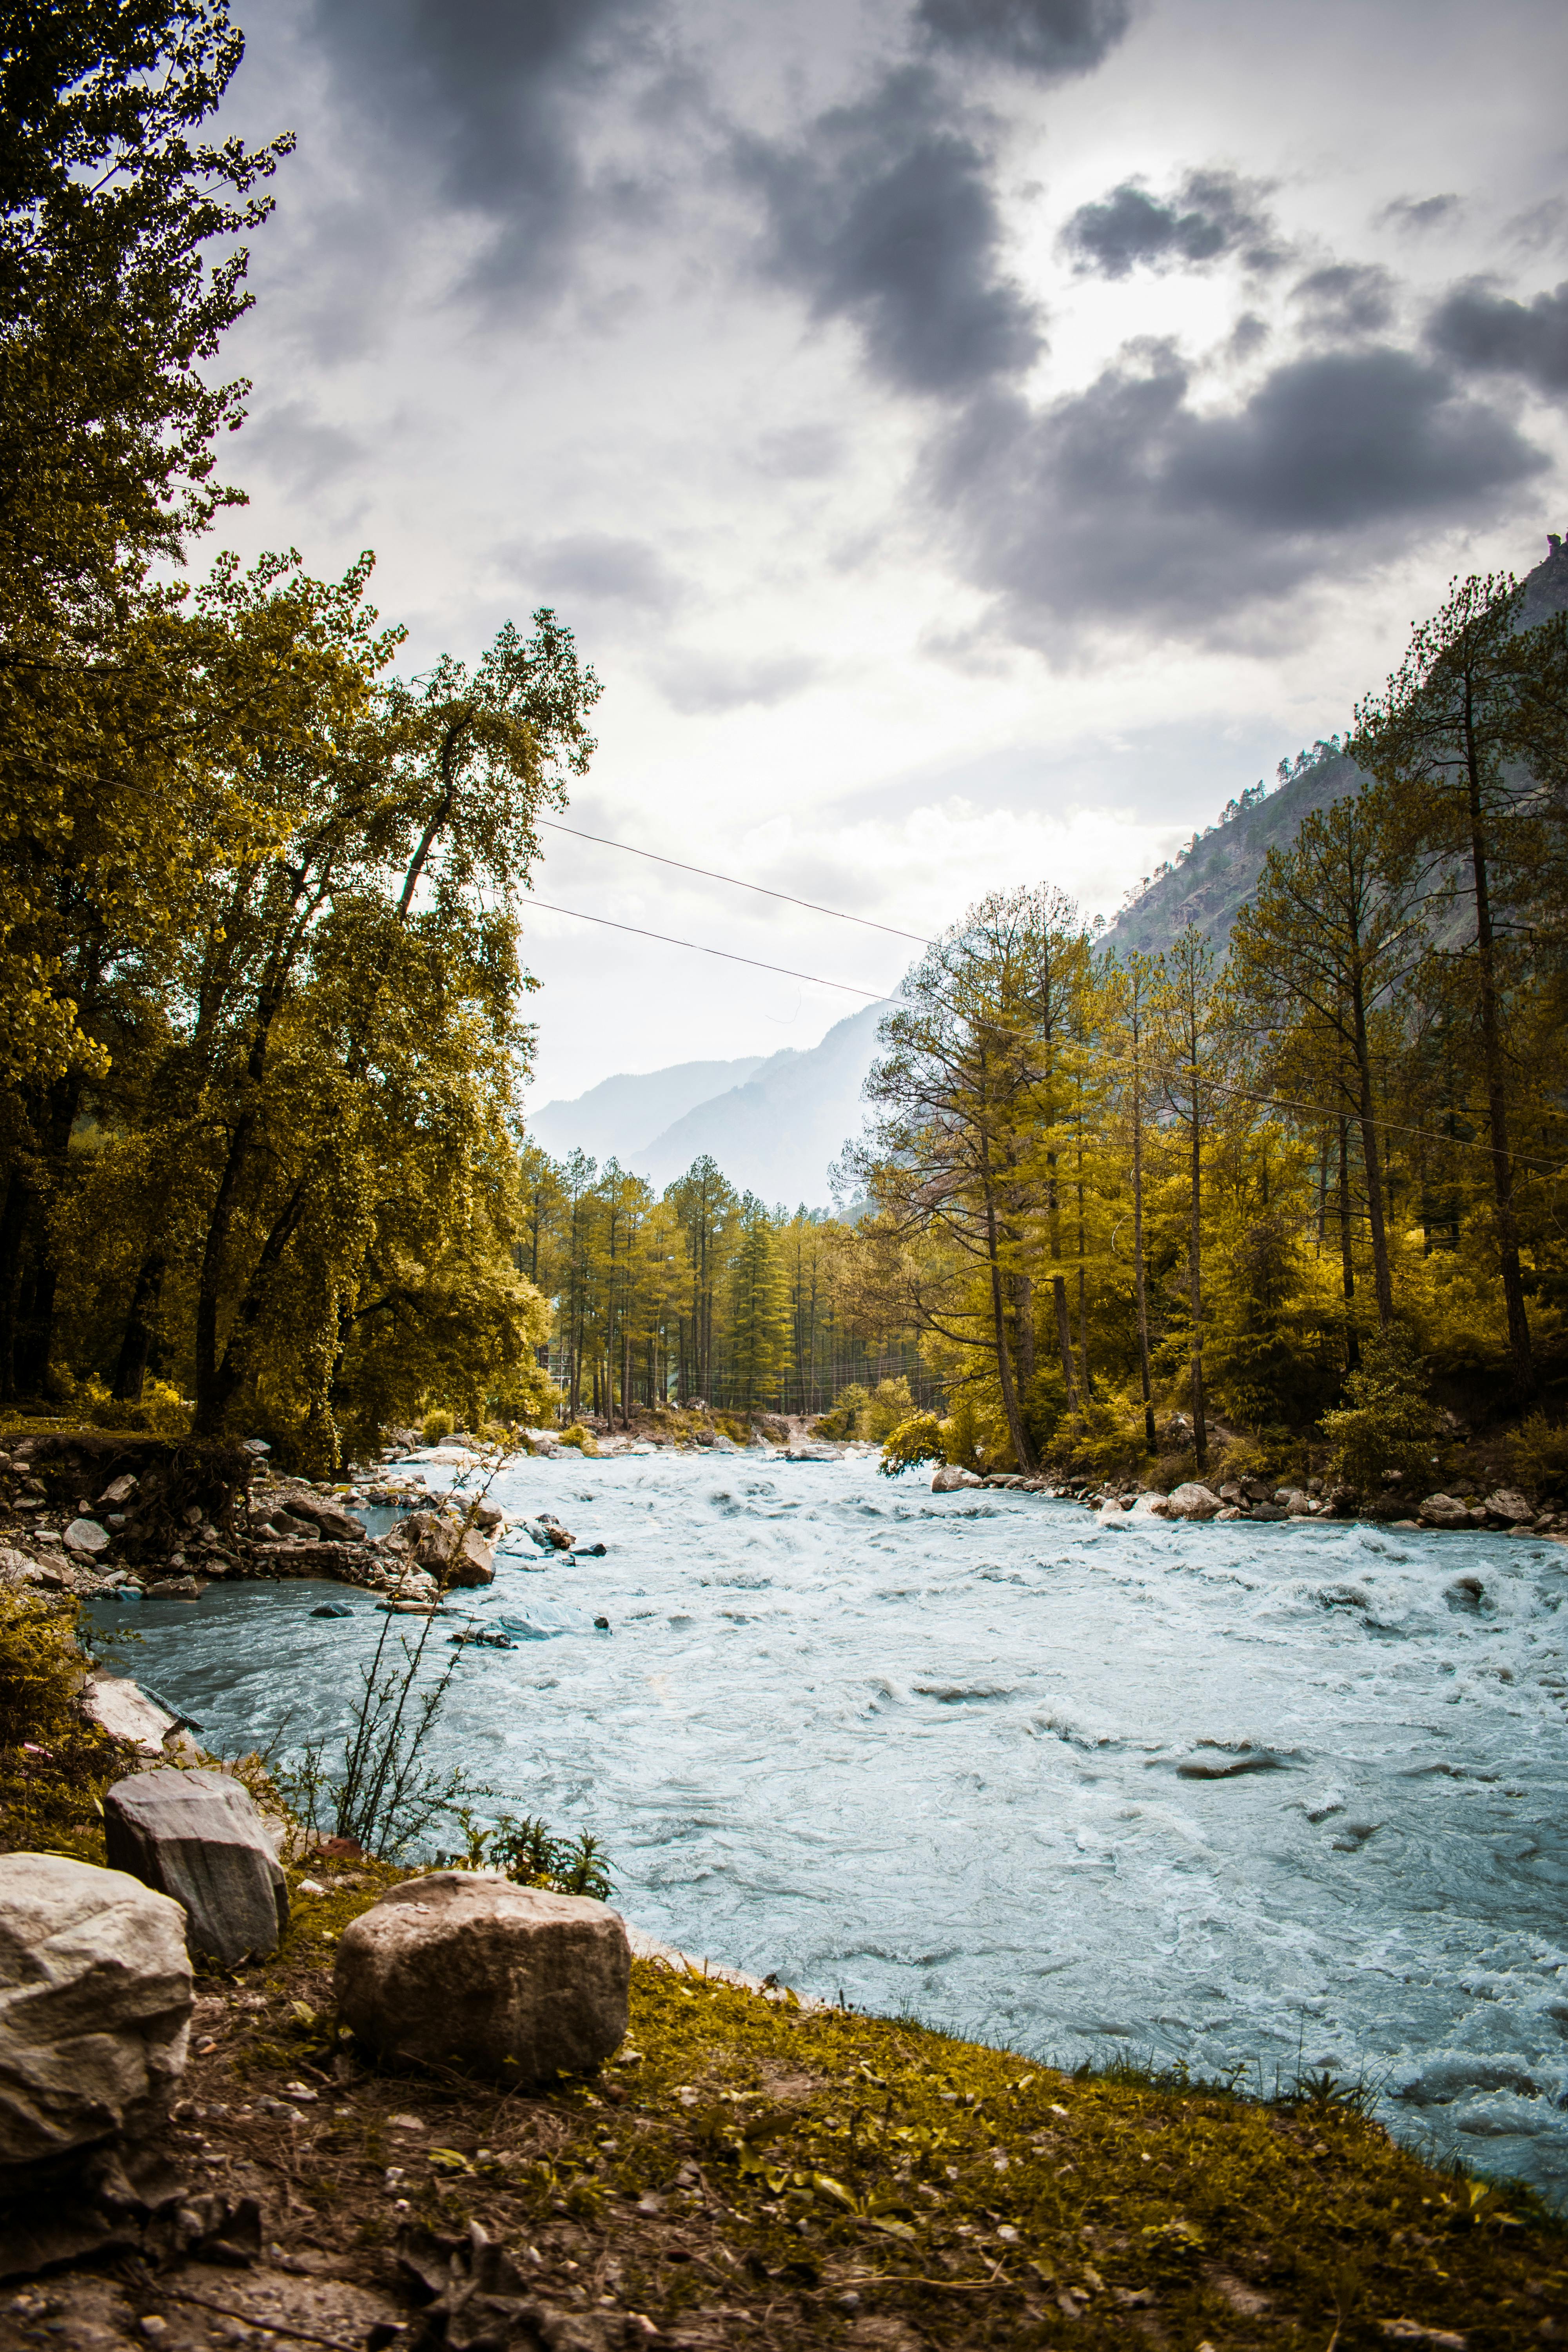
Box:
1463;693;1532;1387
1131;1063;1156;1455
1188;1085;1207;1471
979;1140;1033;1471
1349;978;1394;1327
0;1171;27;1401
112;1251;166;1401
1336;1116;1360;1372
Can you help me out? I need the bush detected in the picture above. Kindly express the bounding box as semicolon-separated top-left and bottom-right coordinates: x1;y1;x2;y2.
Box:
1507;1411;1568;1494
815;1382;869;1439
421;1407;454;1447
557;1421;599;1456
0;1590;85;1748
1321;1325;1443;1492
77;1373;191;1436
879;1411;946;1476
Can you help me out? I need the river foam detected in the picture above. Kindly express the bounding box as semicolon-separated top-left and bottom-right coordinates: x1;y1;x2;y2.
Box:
89;1451;1568;2201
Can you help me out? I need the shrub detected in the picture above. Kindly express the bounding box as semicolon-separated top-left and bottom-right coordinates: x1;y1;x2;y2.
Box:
0;1590;84;1748
879;1410;946;1476
421;1408;454;1448
1321;1325;1443;1492
1508;1412;1568;1494
557;1422;599;1456
815;1382;869;1439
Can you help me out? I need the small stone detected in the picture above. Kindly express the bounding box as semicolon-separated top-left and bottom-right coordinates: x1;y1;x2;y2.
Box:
104;1770;289;1968
310;1601;353;1618
594;1615;610;1630
334;1873;630;2080
64;1516;110;1555
99;1473;139;1506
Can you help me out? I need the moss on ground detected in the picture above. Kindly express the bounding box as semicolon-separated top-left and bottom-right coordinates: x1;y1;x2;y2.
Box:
122;1857;1564;2347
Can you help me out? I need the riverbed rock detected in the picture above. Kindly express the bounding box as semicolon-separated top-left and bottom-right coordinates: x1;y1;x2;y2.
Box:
1482;1488;1535;1524
278;1492;366;1543
334;1872;630;2079
0;1853;192;2180
931;1465;982;1492
63;1517;110;1556
1418;1493;1470;1528
448;1526;496;1586
80;1673;181;1758
103;1771;289;1968
1163;1483;1224;1520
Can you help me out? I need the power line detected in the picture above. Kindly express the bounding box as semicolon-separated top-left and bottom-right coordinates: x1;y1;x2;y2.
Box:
524;898;906;1000
522;895;1568;1182
536;818;933;945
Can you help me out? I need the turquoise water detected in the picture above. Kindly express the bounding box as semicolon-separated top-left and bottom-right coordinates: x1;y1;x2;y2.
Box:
88;1451;1568;2201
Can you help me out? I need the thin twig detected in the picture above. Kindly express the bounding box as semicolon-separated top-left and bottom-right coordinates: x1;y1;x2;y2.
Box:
160;2283;361;2350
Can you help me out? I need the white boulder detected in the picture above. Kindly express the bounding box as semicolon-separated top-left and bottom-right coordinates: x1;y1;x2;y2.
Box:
0;1854;191;2179
931;1465;982;1492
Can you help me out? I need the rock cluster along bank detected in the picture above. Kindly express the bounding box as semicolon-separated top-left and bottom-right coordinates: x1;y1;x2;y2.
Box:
0;1431;513;1607
1005;1467;1567;1535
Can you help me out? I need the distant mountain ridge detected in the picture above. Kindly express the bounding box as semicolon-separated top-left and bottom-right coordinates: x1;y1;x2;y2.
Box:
526;1055;765;1167
526;1007;884;1207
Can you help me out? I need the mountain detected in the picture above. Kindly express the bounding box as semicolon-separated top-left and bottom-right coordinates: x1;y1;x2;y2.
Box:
526;1055;764;1166
1104;530;1568;960
639;1005;884;1204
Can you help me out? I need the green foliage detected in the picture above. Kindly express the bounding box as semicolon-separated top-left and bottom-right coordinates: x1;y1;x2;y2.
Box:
1321;1325;1444;1490
878;1410;945;1475
0;1590;85;1748
557;1421;599;1455
434;1809;613;1901
815;1381;868;1438
421;1409;454;1449
1507;1411;1568;1493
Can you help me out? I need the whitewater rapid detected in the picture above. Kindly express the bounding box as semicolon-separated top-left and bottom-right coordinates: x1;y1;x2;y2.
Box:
90;1450;1568;2201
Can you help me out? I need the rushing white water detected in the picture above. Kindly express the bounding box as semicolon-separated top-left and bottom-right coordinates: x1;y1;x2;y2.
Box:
89;1451;1568;2201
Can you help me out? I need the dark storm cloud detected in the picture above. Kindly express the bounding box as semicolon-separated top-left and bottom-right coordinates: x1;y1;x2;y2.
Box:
1428;278;1568;396
502;533;685;609
1059;168;1282;279
306;0;658;301
915;0;1134;78
1377;194;1463;235
926;343;1546;639
1291;263;1397;338
739;67;1043;399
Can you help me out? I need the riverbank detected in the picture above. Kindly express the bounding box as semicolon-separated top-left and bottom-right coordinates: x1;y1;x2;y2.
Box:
2;1832;1564;2348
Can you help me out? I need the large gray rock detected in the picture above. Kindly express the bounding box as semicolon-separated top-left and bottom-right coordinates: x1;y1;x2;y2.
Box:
81;1672;181;1758
0;1854;191;2179
1483;1487;1535;1524
1418;1493;1470;1528
1164;1482;1224;1520
279;1491;366;1543
103;1771;288;1967
930;1464;982;1492
334;1872;629;2080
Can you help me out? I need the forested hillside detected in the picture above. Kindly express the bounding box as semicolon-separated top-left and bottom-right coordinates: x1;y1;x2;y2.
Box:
1105;534;1568;960
837;560;1568;1479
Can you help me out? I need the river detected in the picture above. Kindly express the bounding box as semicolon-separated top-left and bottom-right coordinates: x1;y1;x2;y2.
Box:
87;1448;1568;2203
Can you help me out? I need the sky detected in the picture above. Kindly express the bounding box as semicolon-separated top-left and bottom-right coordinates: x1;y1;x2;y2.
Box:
212;0;1568;1105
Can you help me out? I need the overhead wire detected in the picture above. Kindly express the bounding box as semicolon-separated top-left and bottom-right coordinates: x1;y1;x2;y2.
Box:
535;818;934;945
526;829;1568;1183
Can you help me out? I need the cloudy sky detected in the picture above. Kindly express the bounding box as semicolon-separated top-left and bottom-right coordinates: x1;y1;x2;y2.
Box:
215;0;1568;1105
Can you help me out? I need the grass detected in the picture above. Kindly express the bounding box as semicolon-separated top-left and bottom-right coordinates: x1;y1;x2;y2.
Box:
123;1855;1567;2348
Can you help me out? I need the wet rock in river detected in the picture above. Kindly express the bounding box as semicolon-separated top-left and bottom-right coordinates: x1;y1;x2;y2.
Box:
0;1853;192;2182
103;1769;288;1969
1163;1483;1224;1521
931;1465;982;1492
334;1873;630;2080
